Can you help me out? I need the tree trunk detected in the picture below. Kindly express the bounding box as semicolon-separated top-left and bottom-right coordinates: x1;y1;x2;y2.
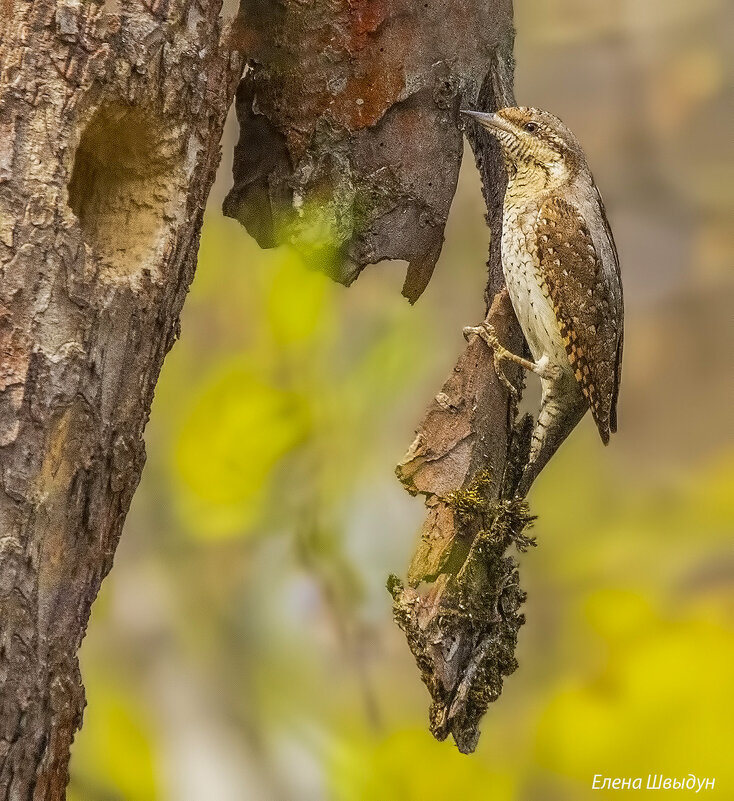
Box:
0;3;242;796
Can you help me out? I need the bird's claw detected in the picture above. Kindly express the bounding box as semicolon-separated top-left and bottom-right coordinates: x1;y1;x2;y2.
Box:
462;324;481;342
462;322;518;399
463;321;502;350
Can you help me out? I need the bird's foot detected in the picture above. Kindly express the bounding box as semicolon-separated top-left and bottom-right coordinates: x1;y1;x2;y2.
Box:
464;321;532;397
463;322;519;398
462;321;504;352
464;323;562;383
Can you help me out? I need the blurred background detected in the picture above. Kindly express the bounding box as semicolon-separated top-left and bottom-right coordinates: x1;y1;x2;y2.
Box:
69;0;733;798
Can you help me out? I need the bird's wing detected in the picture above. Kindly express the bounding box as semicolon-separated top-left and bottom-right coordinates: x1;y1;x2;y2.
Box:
592;184;623;433
535;195;622;443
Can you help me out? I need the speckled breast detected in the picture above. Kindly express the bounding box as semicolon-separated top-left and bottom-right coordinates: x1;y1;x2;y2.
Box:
500;201;571;374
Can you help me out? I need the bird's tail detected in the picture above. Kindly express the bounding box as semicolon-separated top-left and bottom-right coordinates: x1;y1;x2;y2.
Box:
516;385;587;497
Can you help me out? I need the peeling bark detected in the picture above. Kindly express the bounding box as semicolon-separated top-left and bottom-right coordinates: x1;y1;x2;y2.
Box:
225;0;515;302
0;2;242;796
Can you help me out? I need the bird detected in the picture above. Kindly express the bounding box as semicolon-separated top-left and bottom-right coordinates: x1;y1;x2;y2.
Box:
461;106;623;496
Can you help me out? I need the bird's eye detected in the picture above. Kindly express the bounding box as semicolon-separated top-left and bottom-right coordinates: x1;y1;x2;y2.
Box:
524;122;538;133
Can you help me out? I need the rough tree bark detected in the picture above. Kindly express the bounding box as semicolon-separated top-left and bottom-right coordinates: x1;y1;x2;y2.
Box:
0;2;242;797
227;0;534;753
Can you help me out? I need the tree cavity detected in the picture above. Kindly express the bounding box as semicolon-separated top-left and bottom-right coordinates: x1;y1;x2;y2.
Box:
67;103;185;282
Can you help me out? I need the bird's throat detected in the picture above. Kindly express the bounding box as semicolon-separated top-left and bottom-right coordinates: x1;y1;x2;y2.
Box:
504;159;551;203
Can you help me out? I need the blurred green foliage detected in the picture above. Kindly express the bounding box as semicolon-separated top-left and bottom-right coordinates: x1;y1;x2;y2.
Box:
166;217;430;543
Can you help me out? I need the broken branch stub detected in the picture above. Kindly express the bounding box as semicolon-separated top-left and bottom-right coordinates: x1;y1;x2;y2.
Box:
390;290;536;753
226;0;514;301
388;59;545;751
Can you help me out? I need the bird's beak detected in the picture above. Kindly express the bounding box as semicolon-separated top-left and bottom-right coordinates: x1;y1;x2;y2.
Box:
460;110;516;137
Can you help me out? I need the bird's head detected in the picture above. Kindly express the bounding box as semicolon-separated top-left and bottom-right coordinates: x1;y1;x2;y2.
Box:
462;106;585;190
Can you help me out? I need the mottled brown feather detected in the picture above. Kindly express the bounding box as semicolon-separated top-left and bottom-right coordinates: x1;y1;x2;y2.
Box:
535;196;621;442
592;184;623;433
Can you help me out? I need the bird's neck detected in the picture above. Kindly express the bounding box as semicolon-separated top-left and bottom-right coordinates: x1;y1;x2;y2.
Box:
504;157;568;206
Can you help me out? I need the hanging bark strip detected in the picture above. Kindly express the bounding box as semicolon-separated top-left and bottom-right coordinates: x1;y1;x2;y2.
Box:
0;2;243;796
226;0;516;302
227;0;536;753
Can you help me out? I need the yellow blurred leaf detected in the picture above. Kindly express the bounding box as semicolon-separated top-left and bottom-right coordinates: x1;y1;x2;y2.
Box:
266;246;333;346
330;728;515;801
173;364;307;539
69;681;158;801
536;607;734;790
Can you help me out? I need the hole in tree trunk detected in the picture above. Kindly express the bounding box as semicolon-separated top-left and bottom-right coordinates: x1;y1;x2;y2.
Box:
68;104;183;281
